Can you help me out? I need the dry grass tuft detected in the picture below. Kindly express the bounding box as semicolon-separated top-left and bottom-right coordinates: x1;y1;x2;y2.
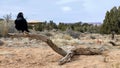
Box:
0;20;16;37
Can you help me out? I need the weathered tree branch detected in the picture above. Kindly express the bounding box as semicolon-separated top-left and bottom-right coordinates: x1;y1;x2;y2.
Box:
109;41;120;46
46;39;67;56
8;33;67;56
8;33;107;65
58;50;75;65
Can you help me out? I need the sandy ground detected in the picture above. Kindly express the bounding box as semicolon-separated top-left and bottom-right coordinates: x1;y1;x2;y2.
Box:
0;46;120;68
0;33;120;68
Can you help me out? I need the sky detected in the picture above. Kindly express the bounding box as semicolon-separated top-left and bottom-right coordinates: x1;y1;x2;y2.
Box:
0;0;120;23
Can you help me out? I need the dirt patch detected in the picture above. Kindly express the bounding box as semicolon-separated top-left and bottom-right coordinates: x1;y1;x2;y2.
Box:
0;33;120;68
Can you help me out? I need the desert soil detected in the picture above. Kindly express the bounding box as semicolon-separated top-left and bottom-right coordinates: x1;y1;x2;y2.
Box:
0;33;120;68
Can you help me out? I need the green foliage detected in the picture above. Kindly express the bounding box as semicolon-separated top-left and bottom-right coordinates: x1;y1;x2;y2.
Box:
36;21;47;31
57;22;100;33
58;23;68;31
35;20;57;31
31;21;100;33
100;6;120;34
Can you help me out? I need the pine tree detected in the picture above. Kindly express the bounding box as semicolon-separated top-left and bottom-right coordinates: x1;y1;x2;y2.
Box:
100;6;120;34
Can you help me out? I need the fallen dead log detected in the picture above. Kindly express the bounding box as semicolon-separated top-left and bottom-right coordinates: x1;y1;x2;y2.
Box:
59;46;106;65
109;41;120;46
8;33;67;56
8;33;107;65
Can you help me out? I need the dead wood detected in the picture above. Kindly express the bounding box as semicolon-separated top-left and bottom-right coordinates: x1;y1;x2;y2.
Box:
58;46;107;65
8;33;106;65
59;50;75;65
74;47;105;55
8;33;67;56
109;41;120;46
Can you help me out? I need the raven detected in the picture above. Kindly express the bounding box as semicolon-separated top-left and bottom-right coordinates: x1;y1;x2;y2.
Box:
15;12;29;33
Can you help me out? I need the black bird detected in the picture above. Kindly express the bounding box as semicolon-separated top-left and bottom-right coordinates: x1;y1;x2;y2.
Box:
15;12;29;34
